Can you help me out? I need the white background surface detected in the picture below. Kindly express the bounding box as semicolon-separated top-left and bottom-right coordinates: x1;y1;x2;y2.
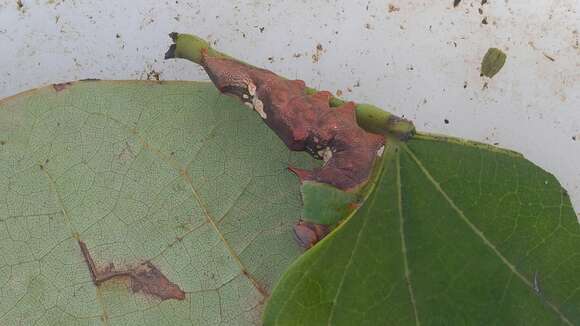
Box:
1;0;579;214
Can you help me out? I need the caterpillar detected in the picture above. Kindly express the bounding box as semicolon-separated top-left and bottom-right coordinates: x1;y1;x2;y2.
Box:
200;51;385;191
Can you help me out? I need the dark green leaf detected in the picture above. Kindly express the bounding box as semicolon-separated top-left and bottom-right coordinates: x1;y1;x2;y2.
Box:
264;134;580;325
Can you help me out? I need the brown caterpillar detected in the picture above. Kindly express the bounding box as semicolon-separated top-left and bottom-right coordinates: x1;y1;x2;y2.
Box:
200;51;385;191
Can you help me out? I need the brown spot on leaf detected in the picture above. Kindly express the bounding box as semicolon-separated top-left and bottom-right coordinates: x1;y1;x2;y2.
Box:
78;240;185;301
347;202;361;210
53;82;73;92
293;220;330;249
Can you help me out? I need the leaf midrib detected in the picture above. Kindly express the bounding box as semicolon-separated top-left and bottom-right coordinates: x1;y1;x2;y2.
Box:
401;144;573;326
396;151;420;326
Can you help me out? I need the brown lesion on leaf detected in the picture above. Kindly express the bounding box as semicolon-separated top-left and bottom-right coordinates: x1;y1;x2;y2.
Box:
200;51;385;191
52;82;73;92
77;240;185;301
293;220;330;249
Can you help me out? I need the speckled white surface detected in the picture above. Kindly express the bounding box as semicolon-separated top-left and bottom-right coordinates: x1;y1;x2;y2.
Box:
1;0;579;213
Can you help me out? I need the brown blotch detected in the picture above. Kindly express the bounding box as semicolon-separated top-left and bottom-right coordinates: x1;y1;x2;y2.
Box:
53;82;73;92
78;240;185;301
293;220;331;249
199;51;384;191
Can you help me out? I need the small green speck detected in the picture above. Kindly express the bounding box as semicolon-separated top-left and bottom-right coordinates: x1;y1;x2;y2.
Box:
481;48;507;78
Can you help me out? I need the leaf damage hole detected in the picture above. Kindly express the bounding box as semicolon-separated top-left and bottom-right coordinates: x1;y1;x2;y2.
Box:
77;240;185;301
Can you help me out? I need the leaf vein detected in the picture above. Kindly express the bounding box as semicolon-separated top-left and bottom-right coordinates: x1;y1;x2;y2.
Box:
396;152;420;326
403;144;573;326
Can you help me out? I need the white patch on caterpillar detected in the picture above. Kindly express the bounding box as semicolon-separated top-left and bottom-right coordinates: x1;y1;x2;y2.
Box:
253;97;267;119
376;145;385;157
247;82;256;96
318;147;333;165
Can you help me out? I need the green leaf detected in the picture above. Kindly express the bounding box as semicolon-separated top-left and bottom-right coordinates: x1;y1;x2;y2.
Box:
264;134;580;325
300;181;359;225
0;81;318;325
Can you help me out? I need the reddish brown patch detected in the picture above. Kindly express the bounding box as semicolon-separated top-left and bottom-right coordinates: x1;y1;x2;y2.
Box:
200;51;385;191
52;82;73;92
78;240;185;301
293;220;330;249
347;202;361;210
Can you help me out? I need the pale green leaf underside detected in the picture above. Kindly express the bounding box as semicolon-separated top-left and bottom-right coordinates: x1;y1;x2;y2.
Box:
0;81;318;325
264;134;580;325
